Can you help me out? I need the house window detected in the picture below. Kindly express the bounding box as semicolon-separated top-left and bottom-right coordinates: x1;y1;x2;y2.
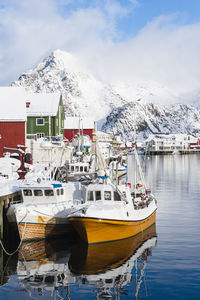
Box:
37;133;45;139
36;118;45;126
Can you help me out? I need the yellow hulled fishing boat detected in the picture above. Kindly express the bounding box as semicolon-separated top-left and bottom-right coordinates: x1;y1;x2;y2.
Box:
68;172;157;244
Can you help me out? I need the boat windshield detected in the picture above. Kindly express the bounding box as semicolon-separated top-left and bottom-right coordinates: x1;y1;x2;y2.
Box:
23;189;32;196
87;189;120;201
45;189;54;196
104;191;111;200
34;190;43;196
114;191;121;201
95;191;101;200
88;191;94;201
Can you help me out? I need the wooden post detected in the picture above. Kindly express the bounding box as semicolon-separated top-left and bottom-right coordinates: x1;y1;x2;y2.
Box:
0;199;3;240
66;161;69;183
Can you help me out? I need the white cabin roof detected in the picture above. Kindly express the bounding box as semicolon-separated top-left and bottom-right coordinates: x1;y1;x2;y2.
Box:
145;133;197;143
64;117;94;130
26;93;61;117
0;87;27;121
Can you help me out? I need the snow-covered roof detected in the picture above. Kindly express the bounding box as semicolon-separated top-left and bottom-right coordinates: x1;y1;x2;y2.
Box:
64;117;94;129
145;133;197;143
0;87;27;121
26;93;61;117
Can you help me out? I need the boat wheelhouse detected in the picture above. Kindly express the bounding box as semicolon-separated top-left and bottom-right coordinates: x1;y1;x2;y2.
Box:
7;179;81;241
68;161;90;175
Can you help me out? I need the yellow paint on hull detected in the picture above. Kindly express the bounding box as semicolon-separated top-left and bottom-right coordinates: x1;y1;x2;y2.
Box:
69;223;157;274
69;210;157;244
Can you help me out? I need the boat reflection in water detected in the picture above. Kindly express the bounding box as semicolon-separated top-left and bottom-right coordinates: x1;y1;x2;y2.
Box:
16;235;77;298
69;224;157;299
13;224;156;299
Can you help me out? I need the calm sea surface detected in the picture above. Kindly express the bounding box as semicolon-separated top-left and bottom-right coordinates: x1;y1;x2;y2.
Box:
0;154;200;300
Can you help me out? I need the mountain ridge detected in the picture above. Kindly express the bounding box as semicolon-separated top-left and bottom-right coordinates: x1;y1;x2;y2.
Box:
11;49;200;140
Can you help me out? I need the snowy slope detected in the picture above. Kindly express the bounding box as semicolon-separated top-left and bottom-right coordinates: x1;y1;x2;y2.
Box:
12;50;126;123
11;49;200;140
102;101;200;141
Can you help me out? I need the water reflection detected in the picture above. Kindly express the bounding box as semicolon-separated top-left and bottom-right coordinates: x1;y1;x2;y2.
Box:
69;224;157;299
1;225;157;299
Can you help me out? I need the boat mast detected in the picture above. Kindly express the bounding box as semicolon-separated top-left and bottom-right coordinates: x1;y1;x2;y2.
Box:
134;148;146;188
135;260;146;300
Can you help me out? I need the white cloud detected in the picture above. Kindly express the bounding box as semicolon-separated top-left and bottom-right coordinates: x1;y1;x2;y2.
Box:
0;0;200;101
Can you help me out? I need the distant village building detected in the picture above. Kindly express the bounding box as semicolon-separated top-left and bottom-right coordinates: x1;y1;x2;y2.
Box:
0;87;26;157
26;93;64;140
120;141;134;150
145;134;198;153
64;117;95;142
95;132;122;158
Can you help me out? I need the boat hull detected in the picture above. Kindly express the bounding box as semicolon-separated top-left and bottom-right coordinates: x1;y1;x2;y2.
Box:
68;210;157;244
8;221;75;242
69;223;157;274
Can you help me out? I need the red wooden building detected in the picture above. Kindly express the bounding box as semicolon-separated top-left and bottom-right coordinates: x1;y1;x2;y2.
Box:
64;117;95;142
0;87;26;157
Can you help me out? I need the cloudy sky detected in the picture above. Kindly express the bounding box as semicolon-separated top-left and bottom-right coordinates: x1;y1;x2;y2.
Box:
0;0;200;95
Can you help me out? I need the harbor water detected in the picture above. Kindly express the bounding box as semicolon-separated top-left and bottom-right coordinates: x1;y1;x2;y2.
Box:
0;154;200;299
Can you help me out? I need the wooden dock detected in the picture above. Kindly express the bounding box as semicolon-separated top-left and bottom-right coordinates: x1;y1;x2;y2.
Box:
146;149;200;155
0;191;21;240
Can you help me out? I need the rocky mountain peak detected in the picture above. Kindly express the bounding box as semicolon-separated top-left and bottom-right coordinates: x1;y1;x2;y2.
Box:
11;49;200;140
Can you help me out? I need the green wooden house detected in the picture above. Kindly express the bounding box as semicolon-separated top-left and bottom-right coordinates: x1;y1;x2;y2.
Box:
26;93;65;140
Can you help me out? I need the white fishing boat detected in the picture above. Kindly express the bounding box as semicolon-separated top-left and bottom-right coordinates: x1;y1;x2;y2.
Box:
7;177;82;241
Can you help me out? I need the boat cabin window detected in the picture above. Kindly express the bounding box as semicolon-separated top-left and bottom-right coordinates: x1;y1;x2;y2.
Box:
104;191;111;200
57;189;60;196
95;191;101;201
23;189;32;196
114;191;121;201
80;166;83;172
88;191;94;201
75;166;79;172
61;188;64;195
34;190;43;196
71;166;74;172
84;166;88;172
44;189;54;196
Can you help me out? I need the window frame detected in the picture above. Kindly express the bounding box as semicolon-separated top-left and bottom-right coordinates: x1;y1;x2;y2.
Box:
95;191;101;201
104;191;112;201
34;189;43;196
87;191;94;201
23;189;32;196
37;133;45;139
44;189;54;196
36;118;45;126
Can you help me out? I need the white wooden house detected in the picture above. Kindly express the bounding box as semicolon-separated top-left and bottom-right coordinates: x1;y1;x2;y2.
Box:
145;134;197;153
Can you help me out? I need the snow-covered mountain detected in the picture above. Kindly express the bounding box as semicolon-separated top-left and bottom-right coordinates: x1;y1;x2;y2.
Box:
102;101;200;141
11;49;200;140
12;50;127;124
